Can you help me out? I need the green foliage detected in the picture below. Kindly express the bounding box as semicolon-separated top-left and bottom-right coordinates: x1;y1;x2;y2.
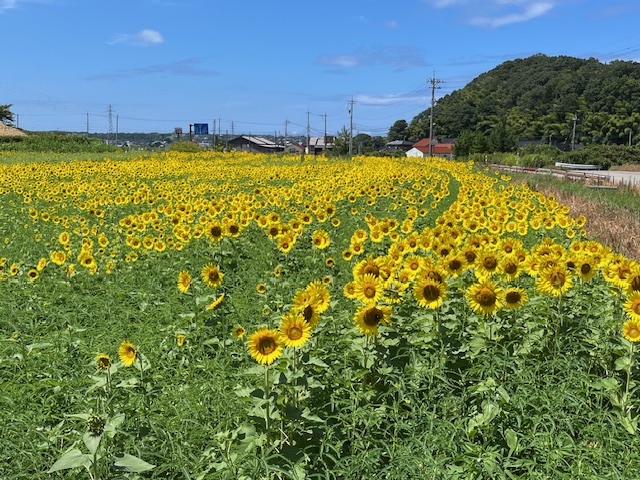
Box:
387;119;410;142
411;54;640;147
0;133;117;153
564;144;640;168
1;104;14;124
169;141;202;152
2;152;640;479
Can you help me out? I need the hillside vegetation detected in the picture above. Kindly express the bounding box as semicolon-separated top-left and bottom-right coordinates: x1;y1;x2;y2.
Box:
410;54;640;148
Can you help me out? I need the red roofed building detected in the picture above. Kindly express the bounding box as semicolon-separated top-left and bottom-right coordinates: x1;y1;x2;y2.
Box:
406;138;455;159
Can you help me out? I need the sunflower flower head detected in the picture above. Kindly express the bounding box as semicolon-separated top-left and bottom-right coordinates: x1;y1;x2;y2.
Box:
354;303;392;335
95;353;112;370
278;312;312;348
118;341;137;367
232;324;246;339
177;271;191;293
623;318;640;342
624;292;640;322
247;328;283;365
466;280;502;316
201;264;224;288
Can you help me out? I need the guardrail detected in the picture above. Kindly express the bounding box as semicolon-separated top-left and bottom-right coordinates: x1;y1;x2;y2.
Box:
554;162;600;170
489;163;614;188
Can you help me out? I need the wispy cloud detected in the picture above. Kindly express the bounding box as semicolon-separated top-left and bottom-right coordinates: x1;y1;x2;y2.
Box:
85;58;219;81
354;92;429;106
315;46;427;72
108;29;164;46
424;0;558;28
385;20;400;29
1;0;49;13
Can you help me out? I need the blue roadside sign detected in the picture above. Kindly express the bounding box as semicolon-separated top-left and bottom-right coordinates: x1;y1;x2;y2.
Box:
193;123;208;135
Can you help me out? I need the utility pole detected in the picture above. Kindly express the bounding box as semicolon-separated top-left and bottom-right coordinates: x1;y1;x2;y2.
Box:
306;110;311;154
107;105;114;143
571;114;578;150
428;73;443;157
213;119;217;148
231;121;235;138
348;97;355;156
629;130;633;147
284;119;290;146
321;113;327;154
86;113;90;135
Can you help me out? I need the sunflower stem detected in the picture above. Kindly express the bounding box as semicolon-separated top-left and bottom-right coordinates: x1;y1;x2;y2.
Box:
625;342;634;413
264;365;271;438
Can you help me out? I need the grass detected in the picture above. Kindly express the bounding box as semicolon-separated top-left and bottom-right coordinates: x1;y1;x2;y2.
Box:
1;152;640;479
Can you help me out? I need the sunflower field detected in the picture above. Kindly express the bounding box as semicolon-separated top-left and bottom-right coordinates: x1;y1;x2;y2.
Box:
1;151;640;479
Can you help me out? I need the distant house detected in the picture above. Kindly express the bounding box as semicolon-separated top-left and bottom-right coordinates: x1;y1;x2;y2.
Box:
407;138;455;159
284;143;305;154
308;136;335;154
228;135;281;153
385;139;414;151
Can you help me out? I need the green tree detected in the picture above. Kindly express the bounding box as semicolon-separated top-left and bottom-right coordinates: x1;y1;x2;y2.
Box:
489;118;517;152
387;119;409;141
329;127;351;157
454;130;489;157
1;104;14;125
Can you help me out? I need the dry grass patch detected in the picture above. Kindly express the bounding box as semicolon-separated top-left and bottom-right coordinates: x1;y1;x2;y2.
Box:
534;184;640;261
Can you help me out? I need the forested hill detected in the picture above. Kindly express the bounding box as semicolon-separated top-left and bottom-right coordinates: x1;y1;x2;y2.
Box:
409;54;640;146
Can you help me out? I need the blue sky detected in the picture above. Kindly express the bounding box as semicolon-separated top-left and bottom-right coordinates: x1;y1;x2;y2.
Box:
2;0;640;137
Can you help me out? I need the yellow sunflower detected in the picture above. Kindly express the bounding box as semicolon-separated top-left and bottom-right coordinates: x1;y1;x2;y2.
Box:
353;273;386;304
354;303;392;335
623;318;640;342
118;341;137;367
466;280;502;316
201;264;224;288
232;324;246;339
176;334;186;347
95;353;111;370
624;267;640;295
413;278;446;309
502;287;528;309
278;312;312;348
206;294;225;311
247;328;283;365
535;265;573;297
256;283;267;294
177;271;191;293
624;292;640;321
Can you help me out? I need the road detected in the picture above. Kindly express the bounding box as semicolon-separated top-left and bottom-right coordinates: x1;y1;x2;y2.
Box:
595;170;640;187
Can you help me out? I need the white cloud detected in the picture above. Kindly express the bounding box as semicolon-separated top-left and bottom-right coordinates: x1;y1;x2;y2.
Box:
1;0;49;13
424;0;559;28
108;29;164;46
0;0;18;12
385;20;400;29
470;2;553;28
316;46;427;71
354;92;428;106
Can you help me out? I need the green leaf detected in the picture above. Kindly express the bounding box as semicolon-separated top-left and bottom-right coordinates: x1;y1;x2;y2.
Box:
305;357;329;368
505;429;519;455
112;453;155;472
48;449;93;472
592;377;619;391
26;342;53;354
83;432;102;455
615;356;632;371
